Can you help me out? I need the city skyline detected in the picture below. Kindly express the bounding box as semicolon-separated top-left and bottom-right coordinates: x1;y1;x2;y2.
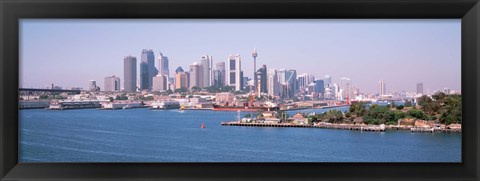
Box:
20;19;461;93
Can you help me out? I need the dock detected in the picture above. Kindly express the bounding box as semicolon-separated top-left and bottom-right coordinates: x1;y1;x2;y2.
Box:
221;122;386;132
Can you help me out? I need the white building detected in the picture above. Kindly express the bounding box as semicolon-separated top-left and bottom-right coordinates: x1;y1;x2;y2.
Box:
267;69;279;97
152;74;168;91
104;76;120;92
226;54;242;91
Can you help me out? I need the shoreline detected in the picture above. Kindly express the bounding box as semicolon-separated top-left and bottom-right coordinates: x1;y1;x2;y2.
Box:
221;121;461;133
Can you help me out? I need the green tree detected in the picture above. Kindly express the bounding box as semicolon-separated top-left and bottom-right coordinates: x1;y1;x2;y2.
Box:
396;105;404;110
191;86;202;93
349;102;367;116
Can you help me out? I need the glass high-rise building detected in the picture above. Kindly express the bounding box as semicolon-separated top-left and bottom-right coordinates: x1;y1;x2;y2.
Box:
141;49;156;89
158;52;169;78
123;56;137;92
256;65;267;94
140;62;149;90
213;62;225;87
267;69;279;97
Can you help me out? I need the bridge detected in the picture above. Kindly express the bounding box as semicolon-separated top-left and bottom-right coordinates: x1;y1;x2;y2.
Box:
19;88;82;96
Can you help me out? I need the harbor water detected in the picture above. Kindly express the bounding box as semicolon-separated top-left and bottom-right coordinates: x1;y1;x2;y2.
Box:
19;107;461;162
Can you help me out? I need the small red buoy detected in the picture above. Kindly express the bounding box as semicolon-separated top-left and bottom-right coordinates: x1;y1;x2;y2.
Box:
201;122;205;129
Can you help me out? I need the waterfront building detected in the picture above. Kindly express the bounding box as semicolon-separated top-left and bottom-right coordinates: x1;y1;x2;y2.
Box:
140;62;149;90
158;52;169;78
153;74;168;91
141;49;156;89
189;62;201;89
256;65;267;94
417;83;423;95
226;54;242;91
89;80;97;91
379;80;386;95
267;69;279;97
104;76;120;92
213;62;226;87
123;56;137;92
200;55;212;87
333;83;339;99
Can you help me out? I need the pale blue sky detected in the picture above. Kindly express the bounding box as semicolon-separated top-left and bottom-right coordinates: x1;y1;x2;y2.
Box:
20;19;461;93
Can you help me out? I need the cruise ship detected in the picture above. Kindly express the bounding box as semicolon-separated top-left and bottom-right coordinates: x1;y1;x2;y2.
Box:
150;100;181;110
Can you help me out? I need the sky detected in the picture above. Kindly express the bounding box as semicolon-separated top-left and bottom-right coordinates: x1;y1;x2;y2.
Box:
20;19;461;94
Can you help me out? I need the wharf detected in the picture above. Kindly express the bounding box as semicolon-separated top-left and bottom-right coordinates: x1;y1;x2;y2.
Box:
221;122;385;132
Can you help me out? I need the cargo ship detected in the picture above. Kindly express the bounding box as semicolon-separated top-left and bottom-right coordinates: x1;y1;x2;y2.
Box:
151;100;181;110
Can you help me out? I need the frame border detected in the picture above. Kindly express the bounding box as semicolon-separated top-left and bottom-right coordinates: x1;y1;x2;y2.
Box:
1;0;479;180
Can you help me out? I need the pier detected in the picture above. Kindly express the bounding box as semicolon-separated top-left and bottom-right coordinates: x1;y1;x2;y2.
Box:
221;122;386;132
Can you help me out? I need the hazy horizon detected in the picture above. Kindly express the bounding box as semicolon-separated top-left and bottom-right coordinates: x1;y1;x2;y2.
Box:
20;19;461;94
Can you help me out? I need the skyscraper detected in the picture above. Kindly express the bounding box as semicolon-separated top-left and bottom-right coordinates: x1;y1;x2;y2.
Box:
89;80;97;91
213;62;226;87
158;52;169;78
200;55;212;88
417;83;424;95
256;64;267;94
379;80;386;95
189;62;201;89
152;74;168;91
141;49;156;89
324;75;332;86
124;56;137;92
314;79;324;98
285;69;297;98
267;69;279;97
104;76;120;92
175;72;188;90
226;54;242;91
140;62;149;90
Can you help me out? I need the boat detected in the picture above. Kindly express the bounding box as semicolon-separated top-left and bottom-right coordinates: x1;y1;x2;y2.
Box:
150;100;181;110
122;105;131;109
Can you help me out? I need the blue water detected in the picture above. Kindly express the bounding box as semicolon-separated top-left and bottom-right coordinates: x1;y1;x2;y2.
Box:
19;108;461;162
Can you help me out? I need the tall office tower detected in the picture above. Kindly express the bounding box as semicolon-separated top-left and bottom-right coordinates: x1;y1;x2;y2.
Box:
379;80;386;95
240;71;245;90
152;74;168;91
89;80;97;91
158;52;169;78
252;48;258;92
200;55;212;87
255;64;267;94
340;77;351;101
285;69;297;98
324;75;332;86
141;49;156;89
189;62;201;89
277;69;286;84
123;56;137;92
213;62;226;87
314;79;325;98
226;54;242;91
297;74;307;90
175;72;188;89
175;66;184;74
333;83;339;99
267;69;279;97
104;76;121;92
417;83;424;95
140;62;149;90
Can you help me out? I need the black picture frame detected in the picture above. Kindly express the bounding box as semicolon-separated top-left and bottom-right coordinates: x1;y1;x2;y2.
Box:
1;0;479;180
